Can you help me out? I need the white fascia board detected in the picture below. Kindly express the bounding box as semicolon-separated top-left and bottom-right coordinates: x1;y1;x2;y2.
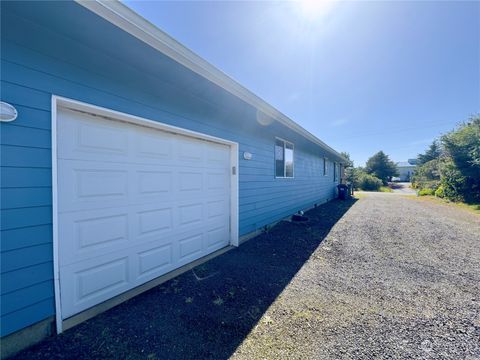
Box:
75;0;348;163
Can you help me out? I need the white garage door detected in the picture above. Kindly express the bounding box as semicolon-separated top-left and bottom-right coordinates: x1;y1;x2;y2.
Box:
57;108;231;318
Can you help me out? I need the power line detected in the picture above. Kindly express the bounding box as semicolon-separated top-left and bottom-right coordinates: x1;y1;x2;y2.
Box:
328;120;458;141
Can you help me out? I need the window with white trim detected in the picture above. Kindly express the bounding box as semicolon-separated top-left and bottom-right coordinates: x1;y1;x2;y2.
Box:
333;162;337;182
323;158;328;176
275;138;294;178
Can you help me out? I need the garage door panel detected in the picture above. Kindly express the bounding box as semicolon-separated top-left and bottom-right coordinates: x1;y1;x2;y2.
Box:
136;170;173;196
75;121;128;156
206;171;229;191
76;258;129;302
57;108;232;319
207;143;231;167
59;209;130;266
60;203;177;265
58;160;130;211
176;137;205;163
178;202;203;227
137;207;173;237
60;254;131;318
136;243;173;280
74;213;128;249
207;199;228;219
178;233;204;262
59;161;179;212
178;171;203;192
75;169;128;200
206;225;230;250
134;130;174;161
58;109;130;161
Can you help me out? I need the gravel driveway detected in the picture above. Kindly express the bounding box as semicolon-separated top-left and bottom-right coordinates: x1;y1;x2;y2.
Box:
12;194;479;360
390;182;417;195
234;193;480;359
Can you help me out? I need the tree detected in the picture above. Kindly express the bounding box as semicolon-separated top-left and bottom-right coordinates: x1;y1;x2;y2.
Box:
340;152;360;186
357;173;382;191
340;151;354;168
365;151;399;185
441;115;480;179
411;159;441;189
413;115;480;203
440;115;480;202
417;140;442;165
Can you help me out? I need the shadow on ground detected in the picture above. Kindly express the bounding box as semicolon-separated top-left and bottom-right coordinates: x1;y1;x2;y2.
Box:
13;198;357;360
389;182;403;189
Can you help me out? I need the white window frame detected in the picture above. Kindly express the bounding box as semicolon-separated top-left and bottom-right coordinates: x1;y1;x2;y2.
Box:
323;157;328;176
333;162;337;182
275;137;294;178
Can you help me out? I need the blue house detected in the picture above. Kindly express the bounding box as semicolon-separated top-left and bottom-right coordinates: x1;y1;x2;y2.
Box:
0;1;347;355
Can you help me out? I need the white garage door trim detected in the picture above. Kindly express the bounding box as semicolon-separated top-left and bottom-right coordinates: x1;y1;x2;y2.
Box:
51;95;239;334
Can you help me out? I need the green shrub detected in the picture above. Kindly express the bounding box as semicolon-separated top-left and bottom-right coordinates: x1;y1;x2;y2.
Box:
440;115;480;203
358;173;382;191
438;159;468;202
411;159;441;190
415;115;480;203
379;186;393;193
418;188;435;196
434;186;445;198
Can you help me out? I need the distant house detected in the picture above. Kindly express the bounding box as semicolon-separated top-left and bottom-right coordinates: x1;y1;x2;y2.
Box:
395;159;417;181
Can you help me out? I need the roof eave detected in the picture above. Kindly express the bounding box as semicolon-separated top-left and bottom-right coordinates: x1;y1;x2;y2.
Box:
75;0;348;163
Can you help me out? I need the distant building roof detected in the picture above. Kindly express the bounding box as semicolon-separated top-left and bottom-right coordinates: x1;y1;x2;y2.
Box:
396;161;416;167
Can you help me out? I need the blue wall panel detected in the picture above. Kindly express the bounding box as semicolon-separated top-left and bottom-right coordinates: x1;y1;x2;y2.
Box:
1;225;52;252
0;1;343;337
1;124;51;148
1;281;53;316
1;263;54;296
1;167;52;188
1;206;52;231
0;298;55;336
1;243;53;273
1;188;52;209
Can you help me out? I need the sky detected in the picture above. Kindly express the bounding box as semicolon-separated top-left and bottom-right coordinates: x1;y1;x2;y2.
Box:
124;0;479;166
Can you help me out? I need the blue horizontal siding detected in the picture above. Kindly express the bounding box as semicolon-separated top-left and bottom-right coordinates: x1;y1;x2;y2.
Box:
0;80;51;111
1;206;52;231
1;187;52;209
1;225;52;252
1;167;52;188
1;145;51;168
1;281;53;316
1;243;53;273
1;123;51;149
1;262;53;295
0;104;51;130
0;1;343;337
1;298;54;337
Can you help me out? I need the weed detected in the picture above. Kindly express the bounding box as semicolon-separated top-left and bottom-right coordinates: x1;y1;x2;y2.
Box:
213;297;224;306
262;225;271;234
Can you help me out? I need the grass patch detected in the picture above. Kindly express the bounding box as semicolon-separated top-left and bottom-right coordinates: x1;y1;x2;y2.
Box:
355;187;392;193
416;196;480;215
418;188;435;196
353;192;367;199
